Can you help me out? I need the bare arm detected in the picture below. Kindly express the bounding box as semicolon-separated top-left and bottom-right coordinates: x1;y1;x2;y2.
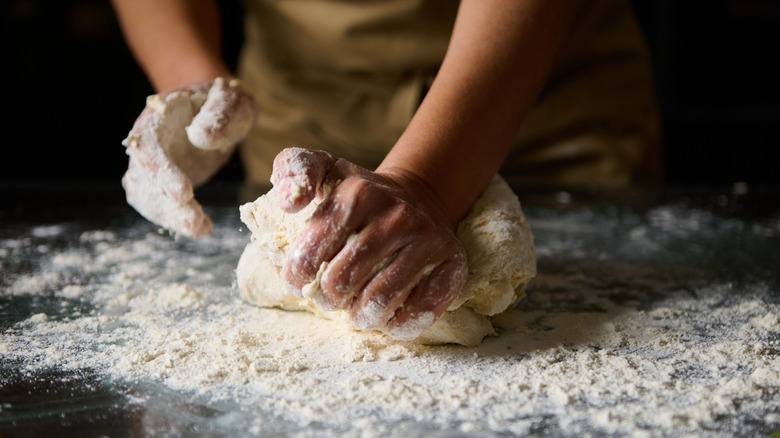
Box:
111;0;256;238
273;0;583;340
378;0;582;229
110;0;231;93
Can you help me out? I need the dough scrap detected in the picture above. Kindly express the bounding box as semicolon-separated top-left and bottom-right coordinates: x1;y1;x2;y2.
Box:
236;175;536;346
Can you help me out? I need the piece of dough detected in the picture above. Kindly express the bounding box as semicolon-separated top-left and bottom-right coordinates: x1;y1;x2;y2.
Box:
236;175;536;346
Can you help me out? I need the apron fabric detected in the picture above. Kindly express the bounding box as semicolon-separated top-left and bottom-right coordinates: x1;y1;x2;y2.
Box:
237;0;661;188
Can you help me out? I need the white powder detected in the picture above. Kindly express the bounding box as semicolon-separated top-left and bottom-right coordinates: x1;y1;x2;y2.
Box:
1;204;779;437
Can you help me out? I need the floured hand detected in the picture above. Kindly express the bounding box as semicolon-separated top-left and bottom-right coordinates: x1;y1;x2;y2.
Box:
272;148;468;340
122;77;256;238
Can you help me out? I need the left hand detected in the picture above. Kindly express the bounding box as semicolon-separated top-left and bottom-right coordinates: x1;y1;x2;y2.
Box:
122;77;256;238
272;148;468;340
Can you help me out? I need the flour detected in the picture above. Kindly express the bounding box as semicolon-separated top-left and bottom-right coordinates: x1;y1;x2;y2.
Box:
1;202;779;437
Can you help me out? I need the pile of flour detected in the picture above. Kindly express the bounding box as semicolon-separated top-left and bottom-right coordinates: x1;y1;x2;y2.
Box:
1;203;778;436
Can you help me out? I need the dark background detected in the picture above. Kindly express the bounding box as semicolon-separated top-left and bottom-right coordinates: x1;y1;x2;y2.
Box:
2;0;779;186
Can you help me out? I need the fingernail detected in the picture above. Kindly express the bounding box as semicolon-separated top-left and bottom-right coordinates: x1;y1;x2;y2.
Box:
312;294;338;311
351;300;386;331
383;311;435;341
284;282;302;298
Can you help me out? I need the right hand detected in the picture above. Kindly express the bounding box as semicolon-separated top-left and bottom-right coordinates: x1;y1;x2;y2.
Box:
272;148;468;341
121;77;256;238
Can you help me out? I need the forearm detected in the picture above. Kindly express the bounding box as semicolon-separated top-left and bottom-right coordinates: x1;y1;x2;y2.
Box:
111;0;230;93
378;0;582;229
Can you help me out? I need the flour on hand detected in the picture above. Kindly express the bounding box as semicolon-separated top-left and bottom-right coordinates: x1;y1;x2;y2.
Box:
237;175;536;346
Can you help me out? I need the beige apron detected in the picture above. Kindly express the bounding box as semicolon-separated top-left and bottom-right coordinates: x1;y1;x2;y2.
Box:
237;0;661;188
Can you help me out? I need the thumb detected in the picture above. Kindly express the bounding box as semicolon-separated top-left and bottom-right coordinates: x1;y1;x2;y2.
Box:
271;148;337;213
186;77;257;151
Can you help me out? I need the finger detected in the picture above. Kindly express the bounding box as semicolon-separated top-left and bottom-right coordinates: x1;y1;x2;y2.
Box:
317;202;417;311
381;255;468;341
123;106;210;238
272;148;336;213
149;88;236;188
282;181;365;294
122;162;212;238
186;78;257;151
124;115;194;204
168;200;212;239
348;243;438;331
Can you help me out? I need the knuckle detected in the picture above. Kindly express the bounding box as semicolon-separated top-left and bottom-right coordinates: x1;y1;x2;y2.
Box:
383;202;417;234
394;202;416;222
350;296;390;331
343;177;372;201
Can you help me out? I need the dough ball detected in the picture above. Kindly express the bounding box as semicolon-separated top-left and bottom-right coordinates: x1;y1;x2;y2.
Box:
454;175;537;315
236;175;536;346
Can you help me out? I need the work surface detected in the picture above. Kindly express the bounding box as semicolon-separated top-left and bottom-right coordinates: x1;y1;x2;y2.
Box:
1;182;779;437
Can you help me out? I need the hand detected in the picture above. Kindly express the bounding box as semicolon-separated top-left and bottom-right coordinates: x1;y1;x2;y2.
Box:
121;77;256;238
272;148;468;340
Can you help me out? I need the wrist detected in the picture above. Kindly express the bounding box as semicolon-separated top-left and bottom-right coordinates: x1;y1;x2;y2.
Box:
151;56;232;94
375;166;461;232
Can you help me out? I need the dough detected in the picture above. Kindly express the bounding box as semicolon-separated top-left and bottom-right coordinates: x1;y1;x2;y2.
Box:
236;175;536;346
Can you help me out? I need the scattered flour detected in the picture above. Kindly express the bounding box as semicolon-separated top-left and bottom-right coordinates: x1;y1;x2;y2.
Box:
1;203;779;437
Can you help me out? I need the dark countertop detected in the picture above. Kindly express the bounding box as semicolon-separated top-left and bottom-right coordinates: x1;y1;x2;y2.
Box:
1;180;779;437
